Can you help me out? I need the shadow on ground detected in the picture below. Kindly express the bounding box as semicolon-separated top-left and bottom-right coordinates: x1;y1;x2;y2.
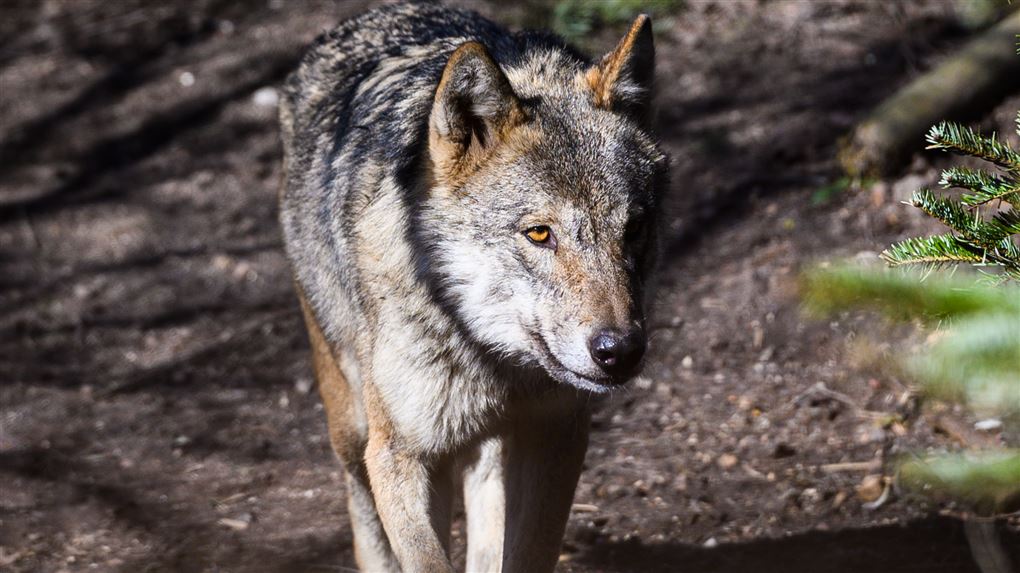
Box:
569;516;1020;573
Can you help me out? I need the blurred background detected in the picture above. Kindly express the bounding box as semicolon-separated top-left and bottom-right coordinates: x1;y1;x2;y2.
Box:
1;1;1018;571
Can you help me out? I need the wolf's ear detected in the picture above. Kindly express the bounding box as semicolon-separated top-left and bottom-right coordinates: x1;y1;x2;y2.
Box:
585;14;655;124
429;42;524;179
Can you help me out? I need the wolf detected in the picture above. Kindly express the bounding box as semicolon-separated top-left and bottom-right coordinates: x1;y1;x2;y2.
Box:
278;2;667;571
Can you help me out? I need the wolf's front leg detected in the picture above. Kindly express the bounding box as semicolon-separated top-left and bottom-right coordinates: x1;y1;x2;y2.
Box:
462;436;506;572
364;432;455;573
502;406;590;573
344;463;401;573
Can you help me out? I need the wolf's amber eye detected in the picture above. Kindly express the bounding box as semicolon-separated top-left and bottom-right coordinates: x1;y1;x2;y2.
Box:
524;226;555;248
527;227;549;242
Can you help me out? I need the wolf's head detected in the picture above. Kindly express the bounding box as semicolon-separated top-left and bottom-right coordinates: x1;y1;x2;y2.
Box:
422;16;667;392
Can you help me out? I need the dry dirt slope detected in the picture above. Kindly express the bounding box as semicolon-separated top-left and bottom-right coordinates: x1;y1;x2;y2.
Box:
1;1;1018;572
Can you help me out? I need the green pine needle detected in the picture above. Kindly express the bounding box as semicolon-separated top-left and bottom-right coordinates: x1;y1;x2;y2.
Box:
940;166;1020;207
991;208;1020;236
881;234;983;267
926;121;1020;170
992;237;1020;264
802;265;1020;321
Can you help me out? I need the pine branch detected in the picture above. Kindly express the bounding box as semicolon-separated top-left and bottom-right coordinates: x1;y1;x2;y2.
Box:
911;188;976;233
940;166;1020;207
881;234;983;267
986;237;1020;275
981;211;1020;270
900;451;1020;515
926;121;1020;170
911;189;1019;251
909;312;1020;417
882;111;1020;278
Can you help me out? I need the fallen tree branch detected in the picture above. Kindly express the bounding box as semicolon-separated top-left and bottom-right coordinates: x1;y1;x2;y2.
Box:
840;11;1020;177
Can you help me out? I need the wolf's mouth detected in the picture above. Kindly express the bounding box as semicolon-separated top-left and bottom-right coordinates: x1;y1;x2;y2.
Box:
529;329;617;394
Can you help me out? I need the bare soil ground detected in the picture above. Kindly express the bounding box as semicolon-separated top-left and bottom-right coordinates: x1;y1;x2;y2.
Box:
1;1;1018;572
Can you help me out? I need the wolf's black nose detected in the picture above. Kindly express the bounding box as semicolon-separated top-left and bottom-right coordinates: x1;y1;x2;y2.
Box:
588;329;646;380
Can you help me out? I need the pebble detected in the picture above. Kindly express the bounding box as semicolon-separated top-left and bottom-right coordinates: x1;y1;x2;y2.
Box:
681;355;694;369
633;480;650;495
974;419;1002;432
178;71;195;87
717;453;739;470
800;488;821;508
857;426;886;444
294;377;313;395
856;474;884;502
751;320;764;349
252;86;279;108
703;537;719;548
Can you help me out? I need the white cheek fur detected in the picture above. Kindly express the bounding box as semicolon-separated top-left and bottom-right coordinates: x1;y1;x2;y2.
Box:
437;240;534;356
436;239;602;377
